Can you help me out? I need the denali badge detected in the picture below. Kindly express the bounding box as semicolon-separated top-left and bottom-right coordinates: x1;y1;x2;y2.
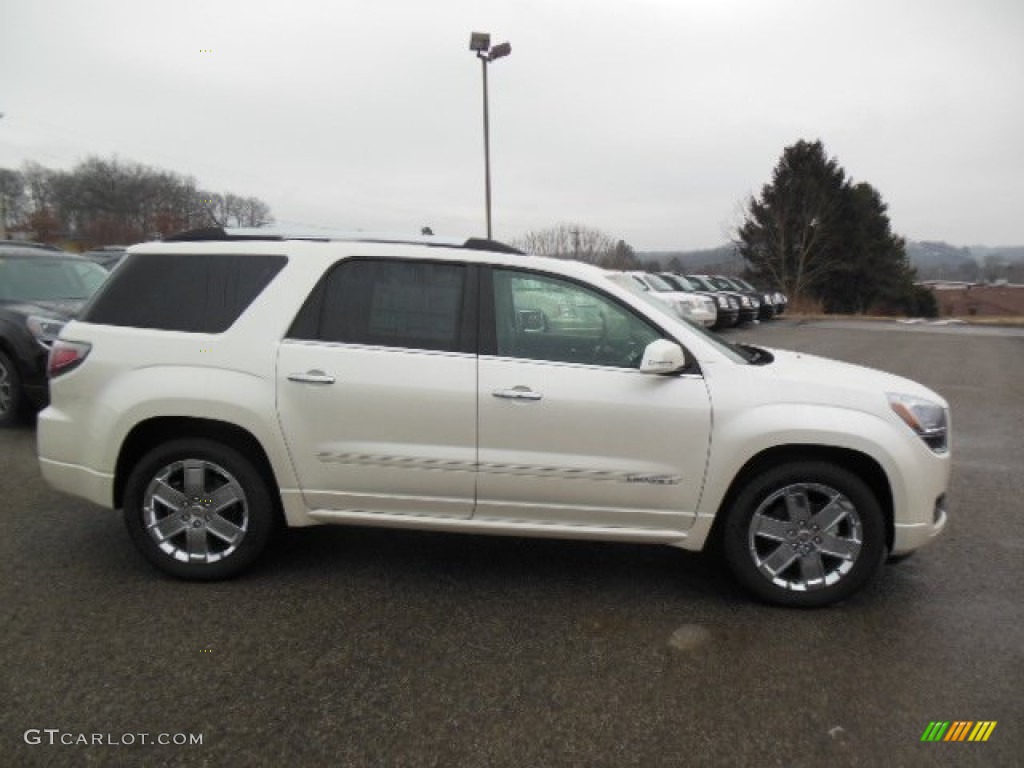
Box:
626;474;681;485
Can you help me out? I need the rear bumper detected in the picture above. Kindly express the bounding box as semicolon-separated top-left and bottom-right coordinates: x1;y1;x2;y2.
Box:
38;456;115;508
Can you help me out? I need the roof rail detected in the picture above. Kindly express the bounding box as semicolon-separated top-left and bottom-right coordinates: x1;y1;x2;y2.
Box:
162;227;524;254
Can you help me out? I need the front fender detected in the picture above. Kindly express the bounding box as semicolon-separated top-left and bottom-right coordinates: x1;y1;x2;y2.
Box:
682;401;934;550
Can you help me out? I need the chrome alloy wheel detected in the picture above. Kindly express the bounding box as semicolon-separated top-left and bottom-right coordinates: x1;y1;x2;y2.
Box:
143;459;250;564
747;483;863;592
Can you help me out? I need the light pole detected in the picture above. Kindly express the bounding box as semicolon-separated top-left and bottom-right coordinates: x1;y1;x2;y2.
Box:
469;32;510;240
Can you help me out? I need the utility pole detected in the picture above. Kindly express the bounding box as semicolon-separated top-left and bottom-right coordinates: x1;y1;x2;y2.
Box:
0;112;6;240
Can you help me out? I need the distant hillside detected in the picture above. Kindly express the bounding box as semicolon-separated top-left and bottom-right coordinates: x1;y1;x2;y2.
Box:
910;241;1024;281
637;240;1023;281
906;241;974;270
969;245;1024;262
636;244;743;273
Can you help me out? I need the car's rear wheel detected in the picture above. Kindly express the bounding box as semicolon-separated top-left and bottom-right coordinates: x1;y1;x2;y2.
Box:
124;439;276;580
723;462;886;608
0;350;27;428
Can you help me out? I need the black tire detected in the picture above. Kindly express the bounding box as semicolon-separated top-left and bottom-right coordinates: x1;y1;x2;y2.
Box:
123;439;277;580
723;462;886;608
886;551;916;564
0;349;27;428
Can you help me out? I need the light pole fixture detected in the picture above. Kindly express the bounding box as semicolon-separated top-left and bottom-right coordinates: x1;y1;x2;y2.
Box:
469;32;511;240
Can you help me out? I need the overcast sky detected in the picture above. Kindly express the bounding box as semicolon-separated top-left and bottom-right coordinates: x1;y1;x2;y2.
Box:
2;0;1022;250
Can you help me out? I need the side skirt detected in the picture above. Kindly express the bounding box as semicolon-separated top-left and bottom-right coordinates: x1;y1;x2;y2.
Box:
307;508;690;546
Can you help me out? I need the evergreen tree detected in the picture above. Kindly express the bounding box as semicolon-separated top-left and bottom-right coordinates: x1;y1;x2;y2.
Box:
738;140;929;315
736;140;847;304
821;183;912;314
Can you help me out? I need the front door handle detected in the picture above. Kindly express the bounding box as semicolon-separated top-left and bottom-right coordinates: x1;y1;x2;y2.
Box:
288;370;336;385
492;386;542;401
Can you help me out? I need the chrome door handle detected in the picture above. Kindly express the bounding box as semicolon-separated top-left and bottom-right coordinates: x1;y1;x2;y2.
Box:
288;370;336;385
492;386;542;401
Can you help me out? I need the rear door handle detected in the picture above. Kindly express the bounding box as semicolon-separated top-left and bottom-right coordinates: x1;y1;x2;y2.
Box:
492;386;542;401
288;370;336;385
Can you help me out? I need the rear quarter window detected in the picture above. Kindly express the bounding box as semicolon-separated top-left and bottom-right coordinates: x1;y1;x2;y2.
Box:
80;253;286;332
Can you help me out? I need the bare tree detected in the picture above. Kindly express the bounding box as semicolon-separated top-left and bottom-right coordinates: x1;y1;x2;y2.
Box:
237;196;271;227
515;222;617;265
12;156;274;245
0;168;28;236
599;240;641;270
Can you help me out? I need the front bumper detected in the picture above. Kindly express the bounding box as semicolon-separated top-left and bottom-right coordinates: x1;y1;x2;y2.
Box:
714;309;739;328
892;493;948;554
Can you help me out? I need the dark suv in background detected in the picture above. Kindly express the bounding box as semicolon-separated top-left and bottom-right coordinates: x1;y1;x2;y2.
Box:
0;244;108;425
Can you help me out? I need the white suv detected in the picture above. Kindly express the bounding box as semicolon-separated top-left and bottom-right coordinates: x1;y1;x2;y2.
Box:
38;229;950;607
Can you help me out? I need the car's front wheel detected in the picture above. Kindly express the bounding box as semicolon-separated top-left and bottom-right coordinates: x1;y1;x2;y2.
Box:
123;439;277;580
723;462;886;608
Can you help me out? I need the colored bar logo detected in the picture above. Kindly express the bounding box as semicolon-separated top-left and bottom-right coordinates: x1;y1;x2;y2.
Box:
921;721;997;742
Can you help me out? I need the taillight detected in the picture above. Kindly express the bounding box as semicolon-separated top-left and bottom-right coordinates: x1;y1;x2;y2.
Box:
48;340;92;378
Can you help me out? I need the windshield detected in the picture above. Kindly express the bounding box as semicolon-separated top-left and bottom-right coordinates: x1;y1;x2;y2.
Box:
686;275;716;291
0;257;108;302
734;277;756;291
663;274;698;291
641;273;677;292
710;276;740;291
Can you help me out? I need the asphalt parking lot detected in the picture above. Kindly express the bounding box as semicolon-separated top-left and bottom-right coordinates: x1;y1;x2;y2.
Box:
2;319;1022;767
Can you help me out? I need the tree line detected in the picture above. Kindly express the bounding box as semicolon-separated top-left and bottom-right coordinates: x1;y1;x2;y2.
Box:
513;223;643;271
3;143;941;317
0;156;272;249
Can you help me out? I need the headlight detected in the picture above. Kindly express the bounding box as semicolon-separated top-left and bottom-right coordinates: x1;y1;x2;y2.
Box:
27;315;67;347
716;296;727;308
888;393;949;453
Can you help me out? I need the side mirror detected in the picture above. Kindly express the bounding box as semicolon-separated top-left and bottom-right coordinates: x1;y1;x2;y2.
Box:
639;339;686;375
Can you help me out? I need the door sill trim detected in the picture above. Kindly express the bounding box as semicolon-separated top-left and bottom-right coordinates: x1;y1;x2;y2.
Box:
307;508;687;544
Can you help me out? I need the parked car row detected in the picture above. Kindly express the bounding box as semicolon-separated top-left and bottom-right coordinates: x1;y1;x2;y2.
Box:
607;270;787;330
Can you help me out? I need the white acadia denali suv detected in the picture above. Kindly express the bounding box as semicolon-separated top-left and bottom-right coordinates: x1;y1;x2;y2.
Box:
37;229;950;607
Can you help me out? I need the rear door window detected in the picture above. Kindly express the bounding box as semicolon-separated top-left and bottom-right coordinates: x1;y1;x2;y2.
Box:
287;259;472;353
